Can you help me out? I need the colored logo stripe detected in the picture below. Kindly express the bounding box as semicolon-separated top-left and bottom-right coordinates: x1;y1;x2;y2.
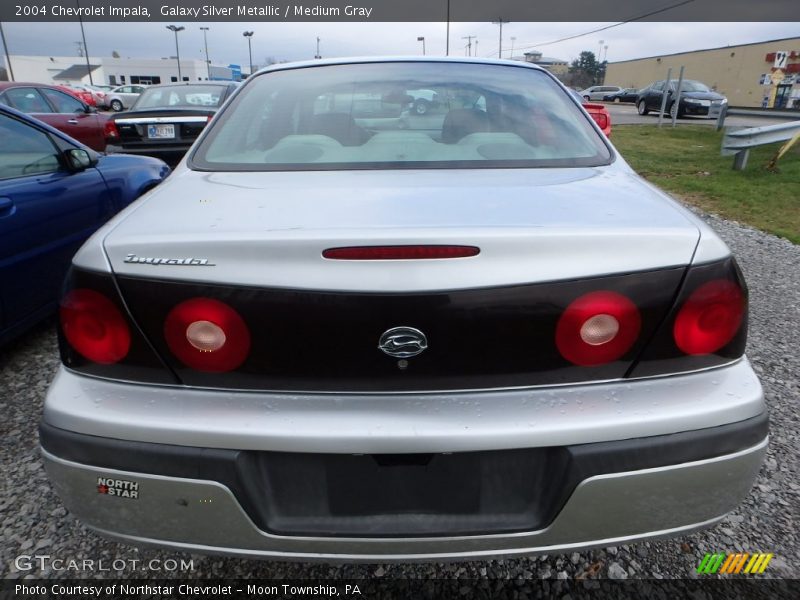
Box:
697;553;773;574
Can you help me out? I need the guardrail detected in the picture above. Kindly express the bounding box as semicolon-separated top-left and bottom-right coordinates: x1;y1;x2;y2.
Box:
715;106;800;130
720;120;800;170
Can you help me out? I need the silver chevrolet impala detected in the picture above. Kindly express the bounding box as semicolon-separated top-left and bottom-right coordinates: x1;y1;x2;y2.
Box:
41;58;767;561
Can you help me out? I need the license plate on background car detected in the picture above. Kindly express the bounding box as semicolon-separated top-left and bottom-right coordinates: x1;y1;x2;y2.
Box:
147;124;175;139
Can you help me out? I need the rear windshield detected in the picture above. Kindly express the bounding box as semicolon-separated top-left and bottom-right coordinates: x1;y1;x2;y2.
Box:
134;85;225;109
192;62;612;171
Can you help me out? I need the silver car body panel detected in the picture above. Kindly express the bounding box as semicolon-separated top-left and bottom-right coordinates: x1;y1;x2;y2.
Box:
86;165;708;293
42;437;767;561
45;359;764;453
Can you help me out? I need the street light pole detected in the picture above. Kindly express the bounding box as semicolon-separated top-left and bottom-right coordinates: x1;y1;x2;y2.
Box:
166;25;185;81
510;36;516;60
445;0;450;56
417;36;425;56
243;31;254;76
315;36;321;59
200;26;210;80
0;21;14;81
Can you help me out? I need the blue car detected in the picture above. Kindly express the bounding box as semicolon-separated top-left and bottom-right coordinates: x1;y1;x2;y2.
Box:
0;104;170;346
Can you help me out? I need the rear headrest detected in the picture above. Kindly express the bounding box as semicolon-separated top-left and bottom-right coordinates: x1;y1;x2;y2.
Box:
308;113;369;146
441;108;490;143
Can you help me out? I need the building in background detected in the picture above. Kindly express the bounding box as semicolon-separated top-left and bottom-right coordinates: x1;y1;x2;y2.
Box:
511;51;569;76
605;36;800;108
0;55;240;86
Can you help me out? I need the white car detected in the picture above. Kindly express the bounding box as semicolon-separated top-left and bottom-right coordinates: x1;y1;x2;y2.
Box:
41;57;766;562
105;84;148;112
578;85;623;101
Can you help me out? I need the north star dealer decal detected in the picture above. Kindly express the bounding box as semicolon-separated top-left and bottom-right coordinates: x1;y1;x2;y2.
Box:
97;477;139;499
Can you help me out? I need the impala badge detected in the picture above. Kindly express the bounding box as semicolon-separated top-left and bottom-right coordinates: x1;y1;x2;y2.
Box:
378;327;428;358
124;253;215;266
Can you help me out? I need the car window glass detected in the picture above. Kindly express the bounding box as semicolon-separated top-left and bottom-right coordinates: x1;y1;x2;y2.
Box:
135;85;225;109
41;88;85;113
0;113;61;179
3;87;52;113
196;62;611;170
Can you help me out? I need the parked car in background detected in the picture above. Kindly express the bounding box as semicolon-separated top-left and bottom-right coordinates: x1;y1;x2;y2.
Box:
0;104;169;346
577;85;622;101
569;88;612;136
40;58;764;562
64;83;109;109
636;80;727;118
0;82;117;151
106;84;148;112
56;84;95;106
603;87;640;103
106;81;239;166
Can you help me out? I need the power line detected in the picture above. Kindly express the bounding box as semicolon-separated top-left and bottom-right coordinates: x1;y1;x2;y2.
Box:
482;0;695;57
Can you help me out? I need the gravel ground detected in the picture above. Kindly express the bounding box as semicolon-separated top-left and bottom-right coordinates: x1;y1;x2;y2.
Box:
1;209;797;582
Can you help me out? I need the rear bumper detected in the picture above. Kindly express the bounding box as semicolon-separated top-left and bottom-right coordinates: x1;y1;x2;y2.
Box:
41;423;767;561
41;359;767;560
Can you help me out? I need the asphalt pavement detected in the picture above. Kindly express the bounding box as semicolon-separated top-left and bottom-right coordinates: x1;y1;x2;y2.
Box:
605;102;798;128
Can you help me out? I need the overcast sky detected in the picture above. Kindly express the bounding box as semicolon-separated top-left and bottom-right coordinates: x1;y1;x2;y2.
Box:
2;21;798;68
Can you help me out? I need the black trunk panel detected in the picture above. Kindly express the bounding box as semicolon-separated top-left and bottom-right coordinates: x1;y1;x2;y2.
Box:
115;268;685;391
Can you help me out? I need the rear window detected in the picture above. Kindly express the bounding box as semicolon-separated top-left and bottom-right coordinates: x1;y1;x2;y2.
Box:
134;85;225;109
192;62;612;171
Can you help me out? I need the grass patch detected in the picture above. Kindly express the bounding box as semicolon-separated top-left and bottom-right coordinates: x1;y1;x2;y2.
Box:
611;125;800;243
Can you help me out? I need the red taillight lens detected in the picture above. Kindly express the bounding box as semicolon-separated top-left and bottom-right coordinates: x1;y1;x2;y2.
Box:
164;298;250;372
323;245;480;260
673;280;744;355
556;291;641;366
590;112;609;130
60;289;131;364
104;119;119;140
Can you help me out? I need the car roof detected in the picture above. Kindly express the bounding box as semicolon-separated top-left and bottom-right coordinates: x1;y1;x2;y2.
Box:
141;81;237;89
251;56;548;77
0;81;68;91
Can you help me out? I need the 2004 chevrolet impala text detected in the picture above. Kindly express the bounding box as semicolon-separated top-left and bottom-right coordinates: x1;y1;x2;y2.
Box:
40;58;767;561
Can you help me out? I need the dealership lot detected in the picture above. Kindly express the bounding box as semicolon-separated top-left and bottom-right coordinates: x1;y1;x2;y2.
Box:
1;207;796;579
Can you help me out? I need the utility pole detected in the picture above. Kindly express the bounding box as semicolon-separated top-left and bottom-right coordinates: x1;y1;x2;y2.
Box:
200;27;210;80
492;19;508;59
315;36;321;59
243;31;254;76
510;37;516;60
76;0;94;84
0;21;14;81
417;36;425;56
166;25;185;81
462;36;475;57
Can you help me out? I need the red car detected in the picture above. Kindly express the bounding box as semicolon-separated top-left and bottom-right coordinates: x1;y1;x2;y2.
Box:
0;82;116;151
568;88;612;137
582;102;611;137
57;84;97;107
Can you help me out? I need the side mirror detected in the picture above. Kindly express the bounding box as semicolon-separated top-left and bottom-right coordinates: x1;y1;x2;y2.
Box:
65;148;96;172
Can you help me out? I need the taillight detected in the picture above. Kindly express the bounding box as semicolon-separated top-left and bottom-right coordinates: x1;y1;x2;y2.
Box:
164;298;251;372
323;245;480;260
590;112;609;130
104;119;119;140
556;291;641;366
60;289;131;364
674;280;745;355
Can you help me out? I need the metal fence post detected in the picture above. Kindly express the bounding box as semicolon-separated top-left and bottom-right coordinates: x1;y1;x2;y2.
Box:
732;150;750;170
671;66;685;127
657;68;672;128
716;104;728;130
